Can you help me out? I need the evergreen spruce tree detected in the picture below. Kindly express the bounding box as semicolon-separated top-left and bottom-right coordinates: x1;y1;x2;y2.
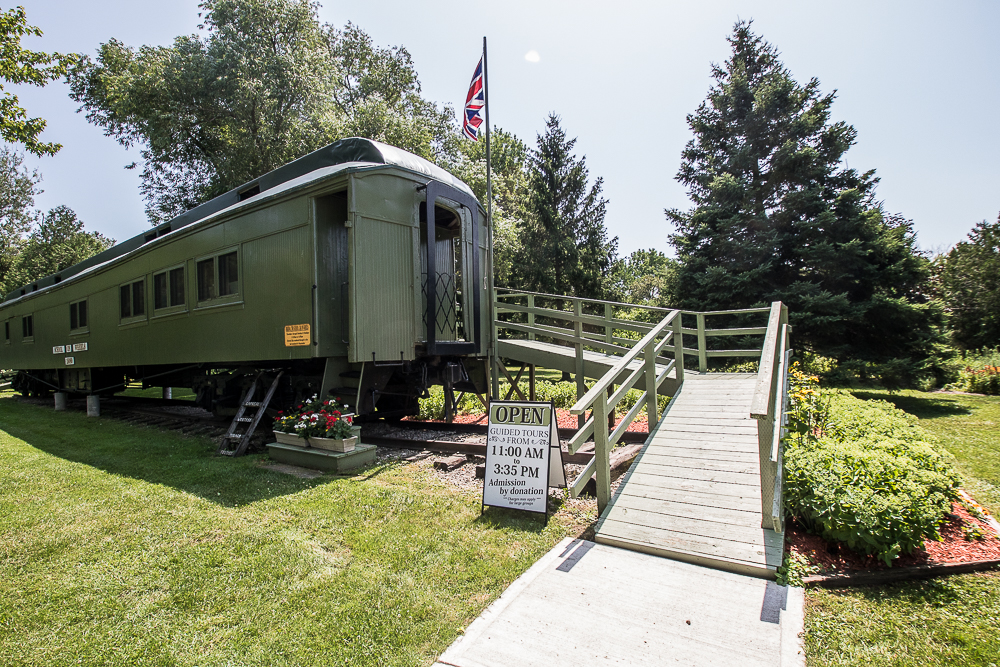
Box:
519;113;617;299
667;21;942;385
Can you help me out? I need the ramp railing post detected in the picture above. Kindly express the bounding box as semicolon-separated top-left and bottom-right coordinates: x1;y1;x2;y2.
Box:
604;303;613;346
527;294;535;341
491;287;500;400
696;313;707;373
672;313;685;384
574;299;585;429
593;396;611;512
644;339;658;426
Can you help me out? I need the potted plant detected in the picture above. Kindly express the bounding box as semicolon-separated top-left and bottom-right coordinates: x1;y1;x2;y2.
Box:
272;409;304;446
302;399;356;453
274;396;357;452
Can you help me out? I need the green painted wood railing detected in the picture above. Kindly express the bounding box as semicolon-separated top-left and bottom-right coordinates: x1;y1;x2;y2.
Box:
492;289;790;522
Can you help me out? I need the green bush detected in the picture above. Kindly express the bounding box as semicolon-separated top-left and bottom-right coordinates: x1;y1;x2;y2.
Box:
783;391;960;565
417;380;586;419
416;386;481;420
415;378;670;423
946;349;1000;395
822;391;923;443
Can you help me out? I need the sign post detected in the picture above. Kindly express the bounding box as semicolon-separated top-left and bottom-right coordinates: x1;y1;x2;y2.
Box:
483;400;566;523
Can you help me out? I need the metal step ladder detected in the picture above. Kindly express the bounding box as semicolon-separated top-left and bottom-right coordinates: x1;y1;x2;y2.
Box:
217;371;283;457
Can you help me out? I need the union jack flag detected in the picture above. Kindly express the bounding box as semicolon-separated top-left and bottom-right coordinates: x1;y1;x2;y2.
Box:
463;56;485;141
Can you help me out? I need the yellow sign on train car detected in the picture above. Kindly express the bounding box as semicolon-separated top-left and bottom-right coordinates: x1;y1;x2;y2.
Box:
284;324;310;346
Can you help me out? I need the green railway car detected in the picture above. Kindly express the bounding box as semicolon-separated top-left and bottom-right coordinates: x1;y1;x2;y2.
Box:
0;138;493;417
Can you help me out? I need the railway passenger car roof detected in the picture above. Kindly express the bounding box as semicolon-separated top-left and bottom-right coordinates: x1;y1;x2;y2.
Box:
3;138;477;303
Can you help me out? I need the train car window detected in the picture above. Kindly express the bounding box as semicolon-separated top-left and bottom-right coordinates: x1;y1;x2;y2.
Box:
120;285;132;318
154;272;168;309
22;315;33;339
4;321;9;341
169;268;185;305
197;259;215;300
153;268;185;311
132;279;145;316
120;280;147;321
218;252;238;296
70;300;88;330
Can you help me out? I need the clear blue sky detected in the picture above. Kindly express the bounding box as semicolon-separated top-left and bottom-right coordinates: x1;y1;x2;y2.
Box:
10;0;1000;257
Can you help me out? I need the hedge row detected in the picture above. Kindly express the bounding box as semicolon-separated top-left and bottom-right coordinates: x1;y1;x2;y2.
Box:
783;374;959;565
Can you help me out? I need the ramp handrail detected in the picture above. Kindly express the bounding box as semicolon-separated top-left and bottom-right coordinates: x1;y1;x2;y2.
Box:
565;309;681;512
750;302;791;532
493;290;789;520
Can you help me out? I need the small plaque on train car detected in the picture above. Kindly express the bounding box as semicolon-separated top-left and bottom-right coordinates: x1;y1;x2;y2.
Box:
64;357;75;365
72;342;88;352
284;323;310;347
52;345;65;354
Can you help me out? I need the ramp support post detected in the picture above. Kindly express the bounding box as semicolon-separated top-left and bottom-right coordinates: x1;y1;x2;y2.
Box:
673;314;685;384
574;299;585;429
644;339;658;426
593;397;611;513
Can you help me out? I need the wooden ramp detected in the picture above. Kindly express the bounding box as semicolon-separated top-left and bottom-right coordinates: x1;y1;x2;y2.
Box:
496;338;678;395
595;373;784;578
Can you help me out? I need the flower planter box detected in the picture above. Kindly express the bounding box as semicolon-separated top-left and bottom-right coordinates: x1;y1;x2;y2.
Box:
307;435;357;453
274;431;304;446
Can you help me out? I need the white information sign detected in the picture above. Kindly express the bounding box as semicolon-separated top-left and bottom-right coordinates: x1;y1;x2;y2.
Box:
483;401;565;517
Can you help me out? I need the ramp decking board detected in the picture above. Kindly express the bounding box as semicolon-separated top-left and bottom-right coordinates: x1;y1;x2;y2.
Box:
636;452;761;474
635;446;759;462
595;373;783;578
621;472;763;498
615;482;761;512
612;493;763;527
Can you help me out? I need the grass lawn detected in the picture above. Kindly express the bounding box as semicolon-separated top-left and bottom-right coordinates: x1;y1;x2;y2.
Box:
0;391;582;666
803;389;1000;667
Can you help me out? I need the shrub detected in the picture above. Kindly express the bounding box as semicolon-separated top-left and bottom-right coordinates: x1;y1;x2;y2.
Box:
783;391;960;565
416;386;481;420
415;378;670;422
947;350;1000;395
822;391;923;443
958;365;1000;395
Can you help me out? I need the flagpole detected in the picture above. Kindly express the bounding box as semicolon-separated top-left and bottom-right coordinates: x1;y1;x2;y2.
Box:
483;36;499;401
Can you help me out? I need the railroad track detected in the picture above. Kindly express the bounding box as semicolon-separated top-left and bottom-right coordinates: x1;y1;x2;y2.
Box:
13;394;640;464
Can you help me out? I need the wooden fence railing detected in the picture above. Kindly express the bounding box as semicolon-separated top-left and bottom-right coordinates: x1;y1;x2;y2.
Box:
750;302;792;532
493;290;788;524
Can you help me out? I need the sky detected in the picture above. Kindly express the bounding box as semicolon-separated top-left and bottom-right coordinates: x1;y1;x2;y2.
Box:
9;0;1000;257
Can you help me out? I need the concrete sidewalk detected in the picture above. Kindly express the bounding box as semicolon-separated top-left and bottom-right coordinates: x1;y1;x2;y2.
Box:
435;538;805;667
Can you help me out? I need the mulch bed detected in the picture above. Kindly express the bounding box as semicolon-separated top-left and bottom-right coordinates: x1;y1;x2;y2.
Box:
787;498;1000;585
408;408;651;433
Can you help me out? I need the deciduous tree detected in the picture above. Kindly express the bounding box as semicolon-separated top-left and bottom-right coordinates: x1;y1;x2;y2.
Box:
67;0;457;224
608;248;677;307
6;205;113;290
0;145;40;293
0;6;72;156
